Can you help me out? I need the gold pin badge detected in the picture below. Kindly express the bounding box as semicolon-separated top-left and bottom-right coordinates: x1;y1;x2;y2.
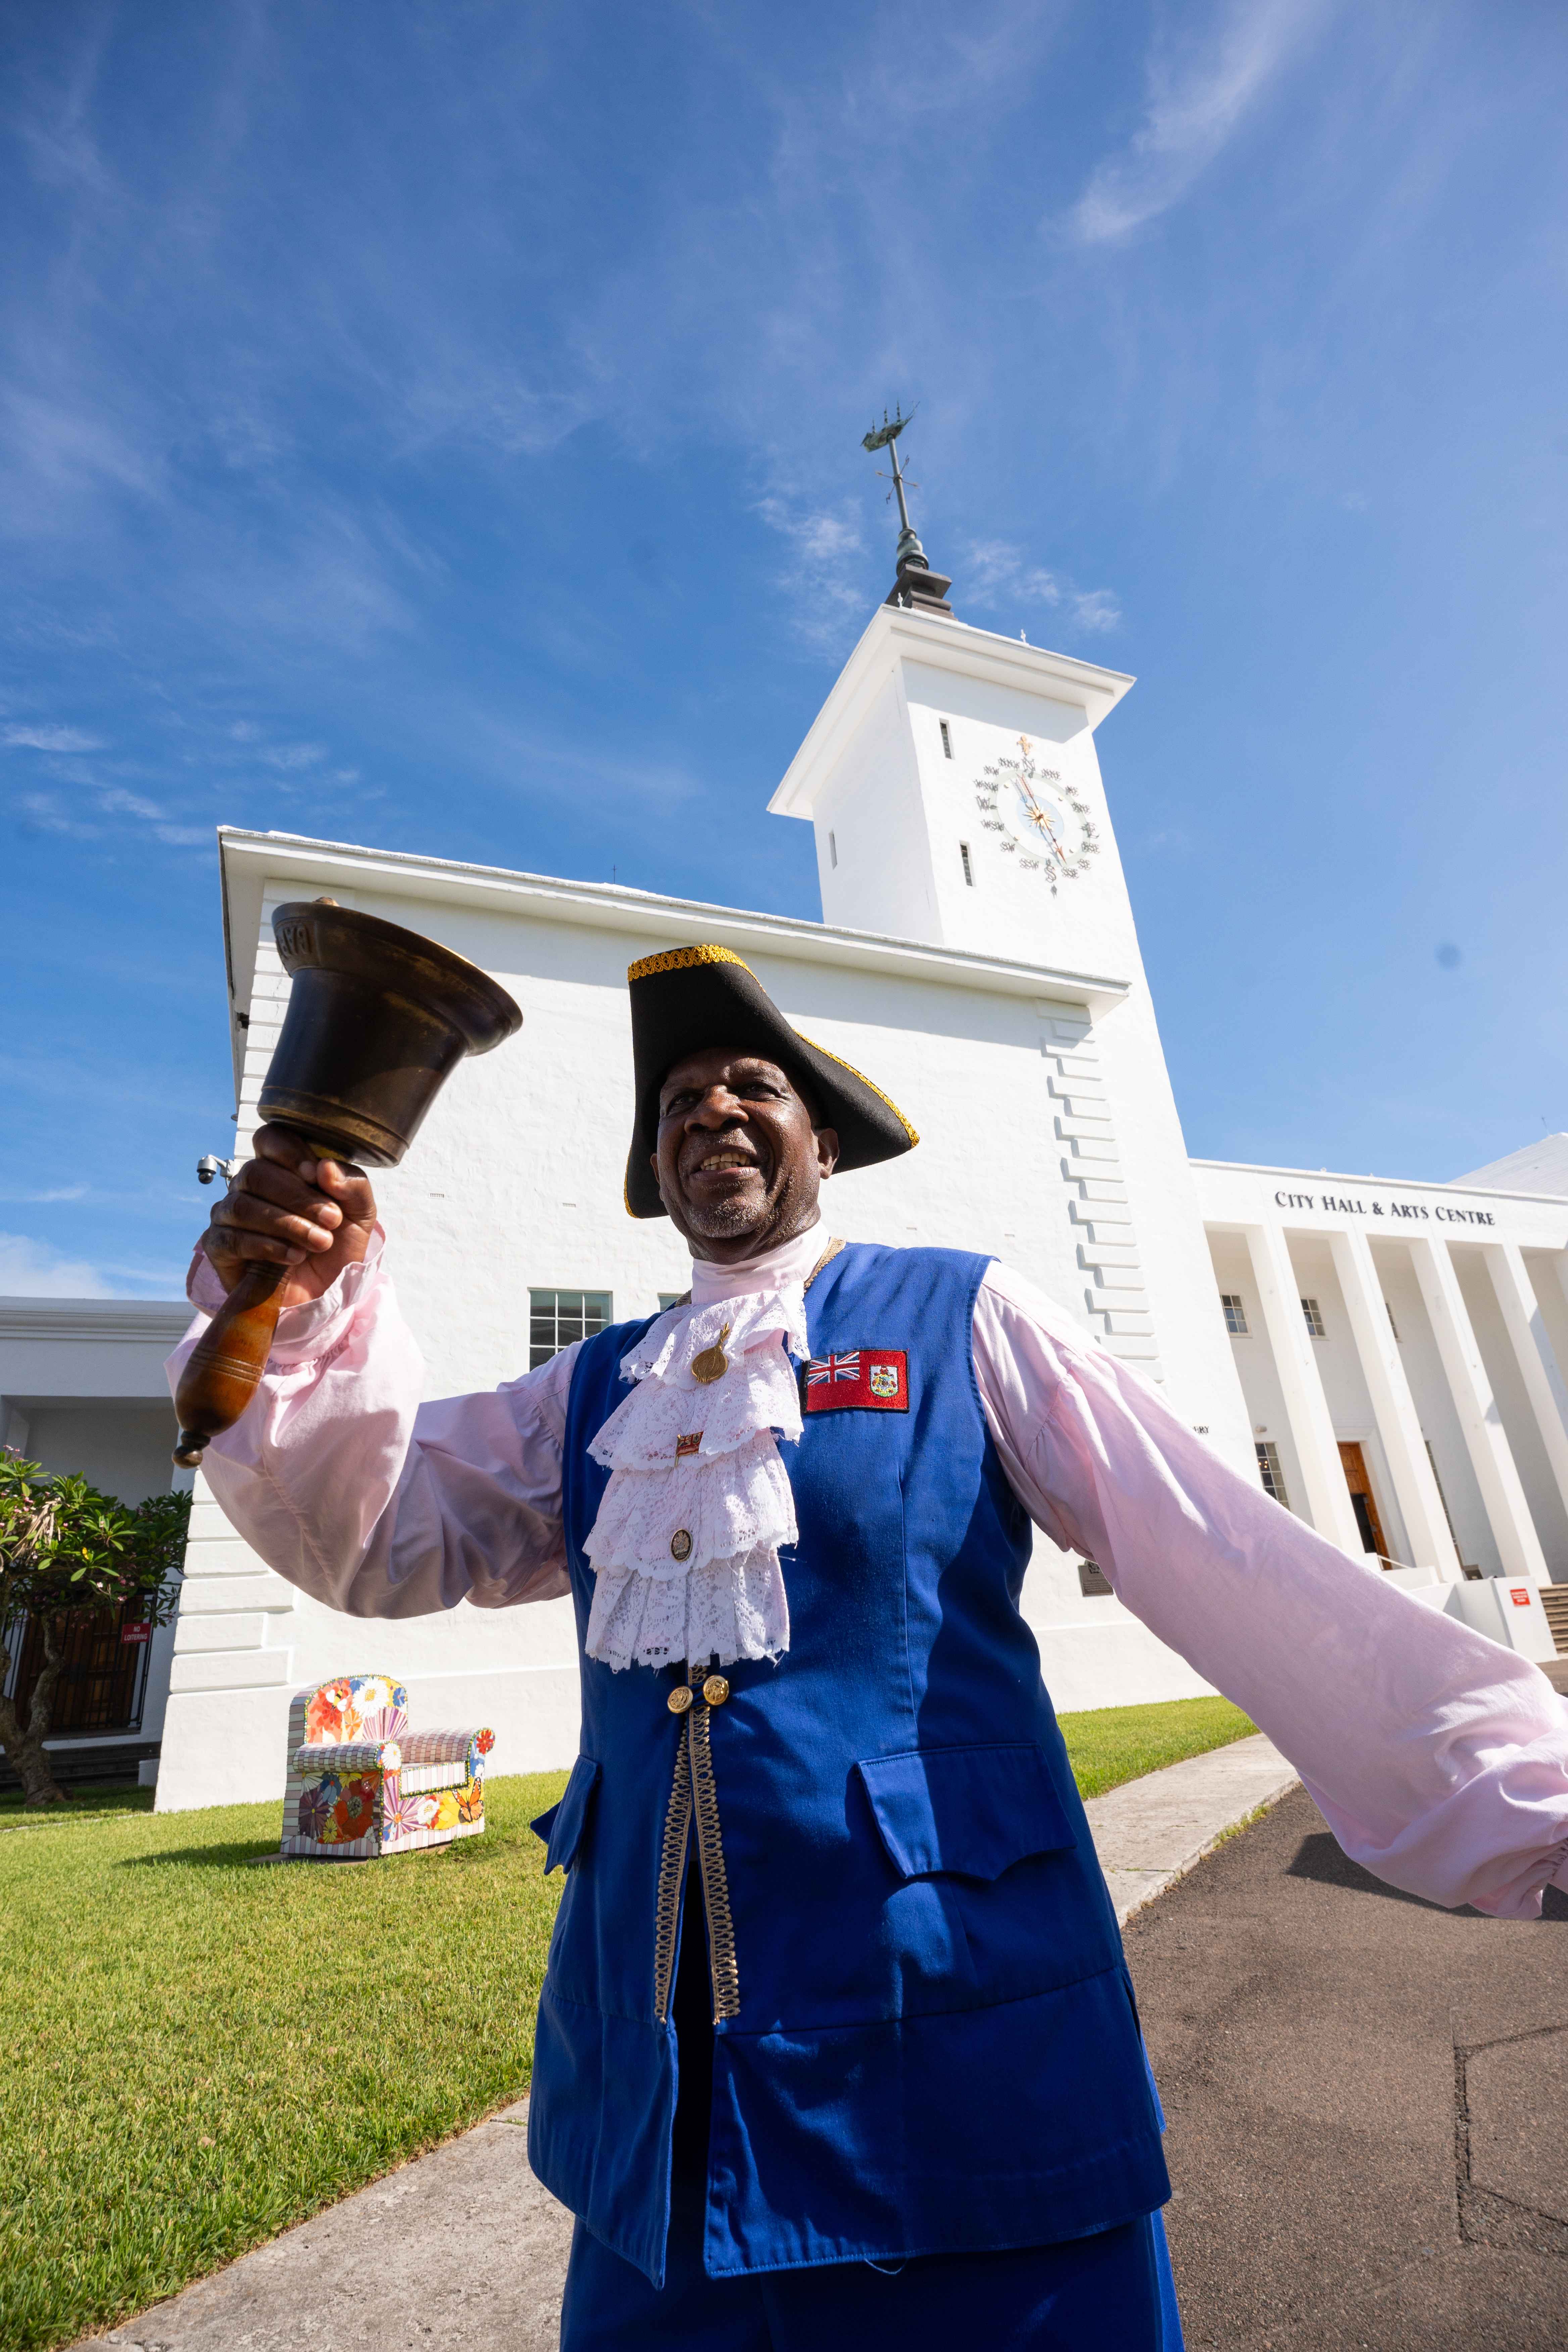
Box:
690;1321;732;1385
670;1529;693;1562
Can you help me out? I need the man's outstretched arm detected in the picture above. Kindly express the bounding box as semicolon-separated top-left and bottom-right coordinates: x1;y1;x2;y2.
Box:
973;1262;1568;1922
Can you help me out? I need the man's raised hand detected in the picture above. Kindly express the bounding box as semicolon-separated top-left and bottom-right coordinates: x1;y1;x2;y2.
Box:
200;1123;378;1310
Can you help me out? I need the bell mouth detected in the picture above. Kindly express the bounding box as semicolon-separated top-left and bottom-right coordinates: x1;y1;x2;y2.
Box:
249;1086;415;1169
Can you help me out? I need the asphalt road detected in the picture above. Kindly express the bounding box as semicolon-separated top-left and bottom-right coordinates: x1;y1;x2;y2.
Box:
1128;1784;1568;2352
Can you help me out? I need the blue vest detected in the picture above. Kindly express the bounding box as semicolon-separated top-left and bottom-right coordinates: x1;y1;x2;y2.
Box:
527;1243;1167;2286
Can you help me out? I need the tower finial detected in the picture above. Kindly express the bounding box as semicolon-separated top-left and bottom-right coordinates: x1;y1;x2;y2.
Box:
861;405;953;618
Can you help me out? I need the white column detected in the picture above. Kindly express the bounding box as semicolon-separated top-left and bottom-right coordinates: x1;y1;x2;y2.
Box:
1481;1243;1568;1527
1241;1223;1363;1555
1408;1237;1549;1581
1328;1228;1461;1578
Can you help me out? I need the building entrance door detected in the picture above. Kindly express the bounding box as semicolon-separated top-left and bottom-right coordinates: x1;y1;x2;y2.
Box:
1338;1441;1389;1559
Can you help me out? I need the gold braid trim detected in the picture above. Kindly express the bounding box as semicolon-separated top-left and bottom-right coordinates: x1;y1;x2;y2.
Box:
652;1736;693;2024
688;1703;741;2022
628;944;754;984
793;1032;920;1146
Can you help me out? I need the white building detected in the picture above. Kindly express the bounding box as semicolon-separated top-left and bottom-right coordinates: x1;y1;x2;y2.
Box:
15;583;1564;1806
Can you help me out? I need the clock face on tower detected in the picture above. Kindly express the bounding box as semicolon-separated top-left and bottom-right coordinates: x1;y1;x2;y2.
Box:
974;735;1099;893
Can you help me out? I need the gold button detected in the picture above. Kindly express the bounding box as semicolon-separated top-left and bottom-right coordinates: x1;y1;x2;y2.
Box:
702;1674;730;1707
668;1685;694;1714
670;1529;692;1563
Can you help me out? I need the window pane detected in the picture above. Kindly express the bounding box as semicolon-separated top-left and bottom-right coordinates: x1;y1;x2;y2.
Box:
529;1289;613;1367
1256;1441;1290;1510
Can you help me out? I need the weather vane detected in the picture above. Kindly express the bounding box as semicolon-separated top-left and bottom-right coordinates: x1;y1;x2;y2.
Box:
862;405;925;571
860;405;951;614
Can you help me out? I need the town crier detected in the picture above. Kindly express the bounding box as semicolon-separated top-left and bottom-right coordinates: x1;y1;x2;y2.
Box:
170;943;1568;2351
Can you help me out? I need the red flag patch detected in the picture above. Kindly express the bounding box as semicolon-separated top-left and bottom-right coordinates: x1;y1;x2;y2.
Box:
802;1348;909;1413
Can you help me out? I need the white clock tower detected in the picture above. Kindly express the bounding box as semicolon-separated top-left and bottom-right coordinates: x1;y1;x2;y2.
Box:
768;462;1252;1484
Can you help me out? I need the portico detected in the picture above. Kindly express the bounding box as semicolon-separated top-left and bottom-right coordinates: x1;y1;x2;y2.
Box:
1196;1158;1568;1665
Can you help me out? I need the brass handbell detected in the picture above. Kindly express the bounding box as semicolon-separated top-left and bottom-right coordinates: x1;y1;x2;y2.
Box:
173;899;522;1466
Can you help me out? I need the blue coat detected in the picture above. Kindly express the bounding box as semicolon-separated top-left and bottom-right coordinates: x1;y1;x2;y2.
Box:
527;1242;1167;2286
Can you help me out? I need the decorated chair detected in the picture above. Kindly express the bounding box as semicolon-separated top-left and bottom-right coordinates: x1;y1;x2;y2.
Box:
280;1673;495;1861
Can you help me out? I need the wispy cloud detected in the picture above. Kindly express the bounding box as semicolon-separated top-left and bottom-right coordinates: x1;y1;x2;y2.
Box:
753;494;868;648
96;785;164;821
1062;0;1332;247
0;380;166;535
0;1231;184;1296
963;540;1121;634
0;1231;118;1297
15;778;208;849
17;791;96;838
2;721;104;751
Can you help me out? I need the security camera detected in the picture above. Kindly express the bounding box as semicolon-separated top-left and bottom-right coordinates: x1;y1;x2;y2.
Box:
197;1154;239;1186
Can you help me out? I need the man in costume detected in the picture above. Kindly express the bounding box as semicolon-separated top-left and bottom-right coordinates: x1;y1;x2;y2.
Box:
173;945;1568;2351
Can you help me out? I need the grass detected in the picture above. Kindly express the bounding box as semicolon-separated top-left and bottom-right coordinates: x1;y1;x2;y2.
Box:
1;1697;1256;2352
1056;1694;1256;1802
0;1770;570;2352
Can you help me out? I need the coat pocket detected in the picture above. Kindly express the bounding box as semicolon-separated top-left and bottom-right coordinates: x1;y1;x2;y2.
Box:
531;1754;601;1875
855;1744;1075;1882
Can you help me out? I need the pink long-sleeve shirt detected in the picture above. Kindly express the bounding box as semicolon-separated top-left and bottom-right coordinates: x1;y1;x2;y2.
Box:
169;1222;1568;1920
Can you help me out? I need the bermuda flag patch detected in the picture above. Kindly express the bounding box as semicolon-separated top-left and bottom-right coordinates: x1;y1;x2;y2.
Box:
802;1348;909;1413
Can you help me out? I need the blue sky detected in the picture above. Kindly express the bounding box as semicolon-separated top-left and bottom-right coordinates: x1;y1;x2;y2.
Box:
2;0;1566;1296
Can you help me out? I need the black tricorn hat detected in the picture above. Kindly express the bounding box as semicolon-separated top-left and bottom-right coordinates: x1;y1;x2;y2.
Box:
624;944;918;1219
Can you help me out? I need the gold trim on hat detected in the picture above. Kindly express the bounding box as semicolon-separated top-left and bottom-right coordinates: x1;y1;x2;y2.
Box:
794;1032;920;1146
628;944;752;983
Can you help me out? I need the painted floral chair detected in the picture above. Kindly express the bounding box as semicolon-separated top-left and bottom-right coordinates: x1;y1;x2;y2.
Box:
280;1674;495;1861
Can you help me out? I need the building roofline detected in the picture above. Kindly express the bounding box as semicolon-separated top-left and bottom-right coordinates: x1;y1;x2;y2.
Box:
0;1298;191;1342
768;603;1136;821
214;827;1133;1097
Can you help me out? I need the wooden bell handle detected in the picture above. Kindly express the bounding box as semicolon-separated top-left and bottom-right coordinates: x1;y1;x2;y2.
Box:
173;1260;290;1468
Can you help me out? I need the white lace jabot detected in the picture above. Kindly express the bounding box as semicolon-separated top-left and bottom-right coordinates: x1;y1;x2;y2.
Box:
581;1225;827;1673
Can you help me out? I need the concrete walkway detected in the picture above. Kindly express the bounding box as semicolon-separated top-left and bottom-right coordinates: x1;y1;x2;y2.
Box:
82;1736;1295;2351
1085;1729;1297;1924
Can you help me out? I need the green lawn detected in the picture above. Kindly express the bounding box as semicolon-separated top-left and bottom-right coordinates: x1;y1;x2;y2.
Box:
1;1696;1255;2352
0;1771;569;2352
1057;1693;1256;1801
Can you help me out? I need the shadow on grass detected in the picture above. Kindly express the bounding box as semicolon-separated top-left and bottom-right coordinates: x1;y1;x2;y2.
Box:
0;1781;151;1819
1286;1829;1568;1921
120;1841;284;1869
121;1839;478;1870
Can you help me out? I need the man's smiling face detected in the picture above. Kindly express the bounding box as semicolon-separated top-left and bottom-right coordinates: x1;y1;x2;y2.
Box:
653;1045;839;1263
